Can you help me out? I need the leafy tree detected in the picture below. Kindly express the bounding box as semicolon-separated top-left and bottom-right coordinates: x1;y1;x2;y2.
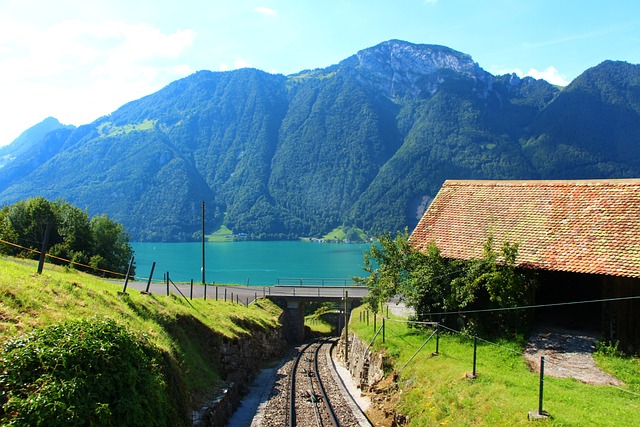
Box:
405;243;464;323
354;229;419;315
0;198;134;277
355;231;536;335
90;214;134;275
0;206;18;254
450;236;536;334
49;201;93;265
4;197;56;252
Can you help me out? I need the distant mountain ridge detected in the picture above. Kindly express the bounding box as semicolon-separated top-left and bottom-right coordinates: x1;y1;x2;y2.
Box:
2;40;639;241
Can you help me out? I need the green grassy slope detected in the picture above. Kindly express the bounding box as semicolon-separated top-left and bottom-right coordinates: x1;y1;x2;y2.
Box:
0;256;283;424
350;306;640;426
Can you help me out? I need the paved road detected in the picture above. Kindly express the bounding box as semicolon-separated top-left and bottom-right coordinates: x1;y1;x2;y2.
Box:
119;279;368;305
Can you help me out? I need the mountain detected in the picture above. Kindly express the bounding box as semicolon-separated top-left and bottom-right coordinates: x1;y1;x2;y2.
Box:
1;40;639;241
0;117;75;193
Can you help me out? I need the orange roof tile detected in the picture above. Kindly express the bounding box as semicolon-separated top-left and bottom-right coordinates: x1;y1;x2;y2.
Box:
409;179;640;278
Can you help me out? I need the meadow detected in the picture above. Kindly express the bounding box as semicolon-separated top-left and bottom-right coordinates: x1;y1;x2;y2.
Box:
350;306;640;426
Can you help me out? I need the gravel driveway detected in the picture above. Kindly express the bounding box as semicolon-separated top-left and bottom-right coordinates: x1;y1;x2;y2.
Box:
524;327;623;386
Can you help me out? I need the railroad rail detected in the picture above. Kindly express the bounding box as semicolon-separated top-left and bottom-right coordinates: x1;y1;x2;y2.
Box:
288;340;339;427
260;338;367;426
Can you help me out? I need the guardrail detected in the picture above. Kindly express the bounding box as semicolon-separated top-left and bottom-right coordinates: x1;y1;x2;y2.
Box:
276;277;362;286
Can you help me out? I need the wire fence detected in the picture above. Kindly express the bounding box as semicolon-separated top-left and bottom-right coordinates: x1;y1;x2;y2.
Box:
0;237;128;278
353;308;640;421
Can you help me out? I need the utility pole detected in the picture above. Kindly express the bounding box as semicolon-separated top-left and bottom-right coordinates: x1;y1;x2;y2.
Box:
202;200;205;286
344;290;349;362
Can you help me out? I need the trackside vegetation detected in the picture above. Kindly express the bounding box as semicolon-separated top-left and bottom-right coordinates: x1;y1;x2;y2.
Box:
0;256;282;426
350;307;640;426
351;231;640;425
355;230;536;337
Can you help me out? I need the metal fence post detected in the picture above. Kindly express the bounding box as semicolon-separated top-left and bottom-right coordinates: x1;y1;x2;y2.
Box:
373;312;377;334
539;356;545;415
382;318;385;343
471;335;478;378
37;221;52;274
344;291;349;362
144;262;155;294
121;255;134;293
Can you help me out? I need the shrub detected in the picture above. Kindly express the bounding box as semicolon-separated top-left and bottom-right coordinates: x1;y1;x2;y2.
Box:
0;318;187;426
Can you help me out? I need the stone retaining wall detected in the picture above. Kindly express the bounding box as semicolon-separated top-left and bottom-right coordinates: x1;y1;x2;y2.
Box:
193;320;287;426
335;333;386;392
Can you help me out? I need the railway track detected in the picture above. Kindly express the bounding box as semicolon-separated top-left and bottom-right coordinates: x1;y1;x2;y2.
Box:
260;338;367;427
289;340;339;427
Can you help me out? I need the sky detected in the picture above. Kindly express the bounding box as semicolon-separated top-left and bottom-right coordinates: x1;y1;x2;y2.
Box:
1;0;639;147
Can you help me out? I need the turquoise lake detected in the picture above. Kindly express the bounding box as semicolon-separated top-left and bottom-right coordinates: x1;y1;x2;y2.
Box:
131;241;371;285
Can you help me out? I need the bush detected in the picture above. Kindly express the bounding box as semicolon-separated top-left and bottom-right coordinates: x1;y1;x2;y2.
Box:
356;231;536;337
0;318;187;426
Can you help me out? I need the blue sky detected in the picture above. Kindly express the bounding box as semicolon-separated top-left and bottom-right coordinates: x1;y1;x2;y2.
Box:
1;0;639;146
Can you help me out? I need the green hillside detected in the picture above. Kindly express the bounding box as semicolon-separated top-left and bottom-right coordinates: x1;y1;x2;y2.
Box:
0;256;282;425
350;306;640;426
2;41;640;241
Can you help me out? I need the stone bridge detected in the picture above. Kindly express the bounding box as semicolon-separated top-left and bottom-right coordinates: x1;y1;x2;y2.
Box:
265;285;368;343
126;280;368;343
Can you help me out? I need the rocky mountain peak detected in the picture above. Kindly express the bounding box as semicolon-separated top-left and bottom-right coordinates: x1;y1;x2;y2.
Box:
341;39;490;98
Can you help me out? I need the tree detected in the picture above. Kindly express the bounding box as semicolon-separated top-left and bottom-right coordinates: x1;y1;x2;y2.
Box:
0;206;19;255
3;197;56;253
353;229;417;315
405;243;463;323
49;201;94;266
0;198;134;277
450;236;536;334
354;232;536;336
90;214;134;275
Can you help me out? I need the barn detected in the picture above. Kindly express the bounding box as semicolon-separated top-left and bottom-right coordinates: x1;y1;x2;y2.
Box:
409;179;640;353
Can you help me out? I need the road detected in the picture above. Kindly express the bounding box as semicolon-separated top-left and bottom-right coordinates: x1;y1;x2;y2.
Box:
118;279;368;305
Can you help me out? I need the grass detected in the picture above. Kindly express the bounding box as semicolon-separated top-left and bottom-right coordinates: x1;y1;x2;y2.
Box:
321;225;369;243
305;315;334;334
97;119;157;137
0;256;282;395
206;225;234;242
350;306;640;426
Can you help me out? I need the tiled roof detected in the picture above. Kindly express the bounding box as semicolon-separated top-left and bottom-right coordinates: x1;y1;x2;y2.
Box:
409;179;640;278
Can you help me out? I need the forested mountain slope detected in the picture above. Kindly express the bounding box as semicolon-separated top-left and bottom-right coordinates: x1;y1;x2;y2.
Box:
1;40;639;241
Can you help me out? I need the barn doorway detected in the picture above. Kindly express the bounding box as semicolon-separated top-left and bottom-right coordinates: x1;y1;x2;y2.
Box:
533;270;603;333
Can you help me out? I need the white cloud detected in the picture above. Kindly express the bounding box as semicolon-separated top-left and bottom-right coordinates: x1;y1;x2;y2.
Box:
528;67;570;86
0;18;196;146
495;66;570;86
255;7;278;17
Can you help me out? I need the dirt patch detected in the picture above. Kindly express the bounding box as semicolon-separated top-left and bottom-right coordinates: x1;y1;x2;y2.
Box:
524;327;623;386
365;373;403;427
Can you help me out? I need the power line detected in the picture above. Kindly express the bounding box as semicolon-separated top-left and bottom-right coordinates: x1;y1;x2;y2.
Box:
0;238;127;278
411;295;640;317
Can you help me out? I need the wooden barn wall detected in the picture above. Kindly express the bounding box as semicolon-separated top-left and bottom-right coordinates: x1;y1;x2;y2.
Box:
602;276;640;354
